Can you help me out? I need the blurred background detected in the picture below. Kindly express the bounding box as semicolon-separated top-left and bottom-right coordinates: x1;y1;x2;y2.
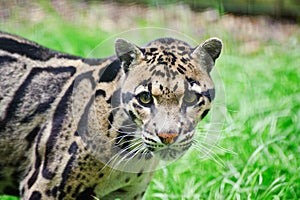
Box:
0;0;299;199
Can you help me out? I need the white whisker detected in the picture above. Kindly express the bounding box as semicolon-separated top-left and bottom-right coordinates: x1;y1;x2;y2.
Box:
193;143;225;167
194;140;237;155
112;143;144;171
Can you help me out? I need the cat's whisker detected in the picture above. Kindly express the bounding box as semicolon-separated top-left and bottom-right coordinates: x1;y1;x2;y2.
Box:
193;140;237;155
112;143;144;171
193;143;226;167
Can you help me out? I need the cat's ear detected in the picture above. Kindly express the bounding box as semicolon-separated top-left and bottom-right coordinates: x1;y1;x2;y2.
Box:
192;38;222;73
201;37;222;62
115;38;144;72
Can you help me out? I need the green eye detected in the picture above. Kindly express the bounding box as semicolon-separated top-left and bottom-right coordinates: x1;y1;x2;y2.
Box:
183;92;198;105
137;91;153;106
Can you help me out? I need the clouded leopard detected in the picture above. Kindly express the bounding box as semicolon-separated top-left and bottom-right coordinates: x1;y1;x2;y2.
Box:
0;31;222;199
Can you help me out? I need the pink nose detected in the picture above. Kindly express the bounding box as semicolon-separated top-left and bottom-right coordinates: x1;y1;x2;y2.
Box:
157;133;179;145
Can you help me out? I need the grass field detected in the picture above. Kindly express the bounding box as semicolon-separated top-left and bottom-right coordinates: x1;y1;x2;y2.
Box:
0;1;299;199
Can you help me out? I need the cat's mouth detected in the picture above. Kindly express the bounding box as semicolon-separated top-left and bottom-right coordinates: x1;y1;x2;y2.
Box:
153;148;185;161
141;131;194;161
145;142;192;161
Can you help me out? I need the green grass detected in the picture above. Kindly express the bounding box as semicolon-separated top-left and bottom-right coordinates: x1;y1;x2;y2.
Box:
1;1;299;199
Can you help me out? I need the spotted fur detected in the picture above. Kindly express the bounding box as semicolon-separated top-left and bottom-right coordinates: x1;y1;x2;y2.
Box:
0;31;222;199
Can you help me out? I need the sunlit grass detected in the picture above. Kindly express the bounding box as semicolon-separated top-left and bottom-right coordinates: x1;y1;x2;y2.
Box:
0;196;19;200
0;1;299;200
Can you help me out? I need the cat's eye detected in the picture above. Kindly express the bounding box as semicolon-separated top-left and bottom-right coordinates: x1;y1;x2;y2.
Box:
183;92;198;106
137;91;153;106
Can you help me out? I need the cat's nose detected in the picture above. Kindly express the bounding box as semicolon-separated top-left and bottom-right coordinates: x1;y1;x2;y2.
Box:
157;133;179;145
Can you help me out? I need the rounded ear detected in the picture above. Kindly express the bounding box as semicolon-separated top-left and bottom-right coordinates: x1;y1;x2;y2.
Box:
115;38;144;72
191;37;222;73
201;37;222;62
